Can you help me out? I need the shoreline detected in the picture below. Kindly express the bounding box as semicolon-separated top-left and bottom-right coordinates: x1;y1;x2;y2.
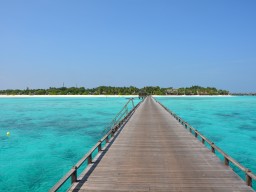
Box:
0;95;233;98
153;95;233;97
0;95;138;98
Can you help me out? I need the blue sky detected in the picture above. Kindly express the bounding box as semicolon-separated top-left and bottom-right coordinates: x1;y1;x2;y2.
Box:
0;0;256;92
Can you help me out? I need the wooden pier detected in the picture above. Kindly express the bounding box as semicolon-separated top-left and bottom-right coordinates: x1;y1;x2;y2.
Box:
58;96;253;192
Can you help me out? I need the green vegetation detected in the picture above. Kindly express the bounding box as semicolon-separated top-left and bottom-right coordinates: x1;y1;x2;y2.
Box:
0;86;229;95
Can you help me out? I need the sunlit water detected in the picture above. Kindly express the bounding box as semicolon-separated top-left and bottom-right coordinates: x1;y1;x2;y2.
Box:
0;97;139;192
156;96;256;187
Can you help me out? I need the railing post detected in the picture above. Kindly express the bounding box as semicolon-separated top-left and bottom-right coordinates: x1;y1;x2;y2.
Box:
189;127;192;133
211;143;215;153
111;129;114;137
71;166;77;184
246;170;252;187
195;130;198;138
224;157;229;166
98;142;102;152
88;154;92;164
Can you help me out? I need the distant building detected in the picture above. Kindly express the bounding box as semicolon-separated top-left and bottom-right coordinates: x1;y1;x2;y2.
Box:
138;91;147;99
166;88;177;95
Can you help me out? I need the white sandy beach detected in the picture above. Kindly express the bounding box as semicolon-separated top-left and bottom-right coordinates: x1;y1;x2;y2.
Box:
0;95;232;98
0;95;139;98
152;95;232;97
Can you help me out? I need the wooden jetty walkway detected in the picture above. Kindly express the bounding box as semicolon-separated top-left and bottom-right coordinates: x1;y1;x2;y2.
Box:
51;96;255;192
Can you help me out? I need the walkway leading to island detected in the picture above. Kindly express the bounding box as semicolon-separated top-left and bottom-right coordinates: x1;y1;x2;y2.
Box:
68;96;254;192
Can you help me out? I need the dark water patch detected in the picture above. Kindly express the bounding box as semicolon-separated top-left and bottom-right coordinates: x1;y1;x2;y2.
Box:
251;136;256;141
214;112;243;119
232;112;241;116
62;148;78;161
238;124;256;131
49;142;58;150
78;116;98;123
185;107;194;111
53;120;104;134
0;136;8;141
19;161;49;191
27;133;43;140
42;119;76;130
215;113;234;118
0;118;20;126
43;116;97;129
15;125;44;136
208;135;223;143
187;119;207;128
23;117;34;121
86;129;105;138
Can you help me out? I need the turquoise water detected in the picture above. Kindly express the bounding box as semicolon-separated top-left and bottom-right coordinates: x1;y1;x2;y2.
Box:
0;97;139;192
156;96;256;186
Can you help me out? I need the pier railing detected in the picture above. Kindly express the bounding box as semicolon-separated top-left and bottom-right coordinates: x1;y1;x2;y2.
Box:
102;98;135;135
156;99;256;188
50;98;141;192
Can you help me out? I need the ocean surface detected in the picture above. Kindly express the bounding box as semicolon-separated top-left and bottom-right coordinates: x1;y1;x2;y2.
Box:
0;97;139;192
156;96;256;187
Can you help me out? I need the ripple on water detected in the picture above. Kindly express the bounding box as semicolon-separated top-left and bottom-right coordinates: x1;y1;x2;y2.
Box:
208;135;223;143
62;148;79;161
215;113;235;118
238;124;256;131
19;161;49;191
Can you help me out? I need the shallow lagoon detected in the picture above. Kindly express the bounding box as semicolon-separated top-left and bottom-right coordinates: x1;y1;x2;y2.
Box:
0;97;138;191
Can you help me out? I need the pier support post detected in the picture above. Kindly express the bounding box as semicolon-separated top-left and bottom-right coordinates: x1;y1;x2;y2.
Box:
246;170;252;187
224;157;229;166
88;154;92;164
211;143;215;153
195;130;198;138
71;166;77;183
98;142;102;152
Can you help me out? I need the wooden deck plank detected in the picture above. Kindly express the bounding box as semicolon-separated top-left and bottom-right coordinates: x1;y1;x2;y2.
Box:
69;97;254;192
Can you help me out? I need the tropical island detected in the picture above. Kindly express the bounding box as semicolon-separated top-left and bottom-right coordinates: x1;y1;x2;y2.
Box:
0;86;229;95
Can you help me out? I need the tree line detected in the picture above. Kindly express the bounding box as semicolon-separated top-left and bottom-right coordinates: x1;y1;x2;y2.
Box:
0;86;229;95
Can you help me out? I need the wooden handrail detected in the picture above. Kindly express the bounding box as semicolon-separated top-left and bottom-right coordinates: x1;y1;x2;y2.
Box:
102;98;135;134
49;98;142;192
155;98;256;188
